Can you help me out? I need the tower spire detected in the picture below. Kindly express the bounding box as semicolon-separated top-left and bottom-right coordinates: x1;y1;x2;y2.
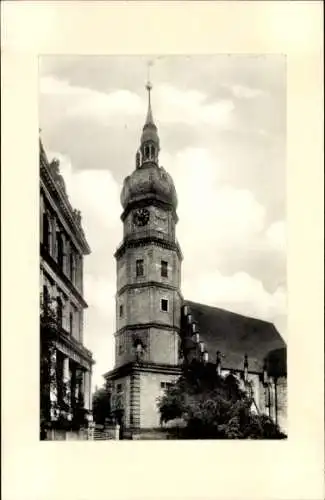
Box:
145;80;154;125
139;62;160;167
144;60;155;126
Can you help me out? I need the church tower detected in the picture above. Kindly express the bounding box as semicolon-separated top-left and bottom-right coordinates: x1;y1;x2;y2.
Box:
105;82;183;433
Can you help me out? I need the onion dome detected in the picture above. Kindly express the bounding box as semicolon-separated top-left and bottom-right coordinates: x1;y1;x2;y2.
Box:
121;164;178;209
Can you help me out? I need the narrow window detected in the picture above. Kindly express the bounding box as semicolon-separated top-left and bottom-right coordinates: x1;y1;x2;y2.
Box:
70;253;76;284
116;383;123;393
161;260;168;278
75;255;80;289
56;297;63;327
56;352;64;403
119;304;124;318
69;311;73;335
161;299;168;312
42;213;49;250
136;259;144;277
118;342;123;355
57;232;64;270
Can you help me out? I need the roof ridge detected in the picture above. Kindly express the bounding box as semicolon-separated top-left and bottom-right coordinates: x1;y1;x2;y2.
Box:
184;299;276;327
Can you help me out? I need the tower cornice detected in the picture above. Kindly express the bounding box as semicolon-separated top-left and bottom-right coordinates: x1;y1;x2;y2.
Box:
114;232;183;261
114;322;181;337
104;361;182;381
117;281;184;299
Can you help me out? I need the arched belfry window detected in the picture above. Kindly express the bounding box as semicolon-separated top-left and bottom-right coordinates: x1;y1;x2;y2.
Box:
144;145;150;160
143;143;157;162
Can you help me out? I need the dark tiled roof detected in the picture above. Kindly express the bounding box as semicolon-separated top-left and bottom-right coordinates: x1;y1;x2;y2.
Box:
183;300;286;373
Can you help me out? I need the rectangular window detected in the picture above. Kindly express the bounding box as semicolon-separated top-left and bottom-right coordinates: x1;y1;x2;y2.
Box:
74;310;80;341
161;382;173;390
161;260;168;278
79;311;83;341
119;304;124;318
161;299;168;312
136;259;144;277
69;312;73;335
116;383;123;393
70;252;76;284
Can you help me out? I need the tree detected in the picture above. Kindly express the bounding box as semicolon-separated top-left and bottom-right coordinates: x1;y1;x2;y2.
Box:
40;294;61;432
92;386;112;425
265;348;287;379
40;295;87;436
157;360;286;439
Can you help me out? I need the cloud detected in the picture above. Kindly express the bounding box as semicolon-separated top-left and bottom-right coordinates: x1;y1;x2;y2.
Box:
156;84;235;127
41;76;86;96
162;148;266;272
47;150;122;251
40;76;143;124
84;275;116;321
228;84;265;100
266;220;286;252
159;147;287;332
83;274;116;388
40;76;235;130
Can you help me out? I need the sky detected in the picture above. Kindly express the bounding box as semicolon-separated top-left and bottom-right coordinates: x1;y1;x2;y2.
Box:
39;55;286;389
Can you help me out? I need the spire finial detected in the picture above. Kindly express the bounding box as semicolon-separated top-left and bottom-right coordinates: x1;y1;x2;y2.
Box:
145;61;154;126
146;59;153;88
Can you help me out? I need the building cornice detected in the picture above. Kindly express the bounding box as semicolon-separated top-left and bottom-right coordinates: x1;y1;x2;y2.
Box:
40;153;91;255
117;281;183;298
104;361;182;380
114;322;181;337
41;244;88;308
114;234;183;261
44;325;94;367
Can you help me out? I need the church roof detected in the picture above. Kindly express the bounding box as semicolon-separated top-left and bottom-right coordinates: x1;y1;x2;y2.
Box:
183;300;286;373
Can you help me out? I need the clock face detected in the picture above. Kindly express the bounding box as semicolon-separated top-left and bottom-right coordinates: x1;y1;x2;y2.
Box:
133;208;150;227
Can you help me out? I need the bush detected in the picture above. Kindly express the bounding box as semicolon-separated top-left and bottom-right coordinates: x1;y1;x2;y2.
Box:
158;361;286;440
